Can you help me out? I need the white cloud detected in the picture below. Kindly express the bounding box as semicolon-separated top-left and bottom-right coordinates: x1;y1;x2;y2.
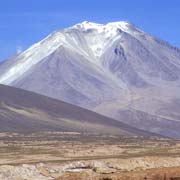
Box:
16;46;23;54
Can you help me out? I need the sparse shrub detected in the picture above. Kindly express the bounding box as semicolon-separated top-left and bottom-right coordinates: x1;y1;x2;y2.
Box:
92;167;98;172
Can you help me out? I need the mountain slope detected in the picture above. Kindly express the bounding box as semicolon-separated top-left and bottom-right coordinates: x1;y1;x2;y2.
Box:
0;84;154;136
0;21;180;137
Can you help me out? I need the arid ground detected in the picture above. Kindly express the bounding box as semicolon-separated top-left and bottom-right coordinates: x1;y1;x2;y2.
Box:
1;132;180;179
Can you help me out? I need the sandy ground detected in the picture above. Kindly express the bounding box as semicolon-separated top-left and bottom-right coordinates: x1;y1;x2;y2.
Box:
0;132;180;180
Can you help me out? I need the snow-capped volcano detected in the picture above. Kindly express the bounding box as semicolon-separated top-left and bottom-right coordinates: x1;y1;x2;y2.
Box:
0;21;180;137
0;21;141;85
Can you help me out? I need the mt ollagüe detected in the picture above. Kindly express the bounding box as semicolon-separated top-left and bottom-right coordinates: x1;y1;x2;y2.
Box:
0;21;180;137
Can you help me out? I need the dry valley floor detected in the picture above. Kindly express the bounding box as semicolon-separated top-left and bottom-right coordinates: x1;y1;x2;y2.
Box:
0;132;180;180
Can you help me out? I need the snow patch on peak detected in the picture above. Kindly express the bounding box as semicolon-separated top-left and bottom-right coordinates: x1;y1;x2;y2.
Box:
74;21;103;30
71;21;130;58
73;21;131;33
107;21;130;32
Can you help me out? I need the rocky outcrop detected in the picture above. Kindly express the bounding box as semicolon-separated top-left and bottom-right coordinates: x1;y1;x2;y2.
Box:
1;157;180;180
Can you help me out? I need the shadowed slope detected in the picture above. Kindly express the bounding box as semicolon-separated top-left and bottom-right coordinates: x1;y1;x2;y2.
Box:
0;84;155;137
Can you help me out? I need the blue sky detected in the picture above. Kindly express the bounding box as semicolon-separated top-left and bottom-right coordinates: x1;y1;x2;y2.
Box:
0;0;180;61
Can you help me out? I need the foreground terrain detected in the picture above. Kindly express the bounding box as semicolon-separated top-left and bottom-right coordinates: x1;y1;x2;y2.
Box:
1;132;180;180
0;84;152;137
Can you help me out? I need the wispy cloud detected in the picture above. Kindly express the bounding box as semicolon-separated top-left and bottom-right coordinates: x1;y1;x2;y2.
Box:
16;46;23;54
